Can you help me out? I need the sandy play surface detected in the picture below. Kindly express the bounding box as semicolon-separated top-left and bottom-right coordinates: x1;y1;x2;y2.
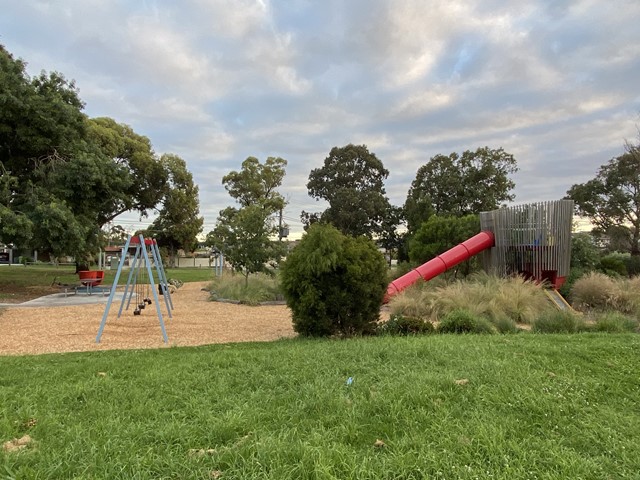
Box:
0;282;296;356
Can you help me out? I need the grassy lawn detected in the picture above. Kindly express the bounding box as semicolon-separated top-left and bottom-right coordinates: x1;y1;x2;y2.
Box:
1;334;639;479
0;264;214;303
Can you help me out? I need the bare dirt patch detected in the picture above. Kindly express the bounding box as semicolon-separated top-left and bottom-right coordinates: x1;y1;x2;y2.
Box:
0;282;296;356
2;434;33;453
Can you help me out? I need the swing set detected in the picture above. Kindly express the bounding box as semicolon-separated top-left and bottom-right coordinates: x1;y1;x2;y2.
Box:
96;234;174;343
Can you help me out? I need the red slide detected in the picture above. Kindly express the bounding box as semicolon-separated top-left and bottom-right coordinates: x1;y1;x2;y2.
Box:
384;231;495;303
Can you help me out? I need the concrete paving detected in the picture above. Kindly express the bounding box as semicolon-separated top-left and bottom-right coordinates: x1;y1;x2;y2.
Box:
0;286;128;308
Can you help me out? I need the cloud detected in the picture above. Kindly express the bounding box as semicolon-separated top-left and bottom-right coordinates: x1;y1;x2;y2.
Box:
1;0;639;238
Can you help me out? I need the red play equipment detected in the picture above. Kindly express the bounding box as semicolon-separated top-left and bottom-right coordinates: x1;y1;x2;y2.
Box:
77;270;105;287
384;200;573;303
385;231;494;301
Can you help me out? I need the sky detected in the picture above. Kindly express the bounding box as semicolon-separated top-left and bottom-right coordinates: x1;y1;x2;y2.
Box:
1;0;639;239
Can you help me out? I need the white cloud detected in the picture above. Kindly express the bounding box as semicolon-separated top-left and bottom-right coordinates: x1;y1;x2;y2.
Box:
1;0;639;236
390;88;454;117
188;0;270;39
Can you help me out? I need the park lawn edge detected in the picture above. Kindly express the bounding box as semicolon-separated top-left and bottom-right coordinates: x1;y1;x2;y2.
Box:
1;333;639;479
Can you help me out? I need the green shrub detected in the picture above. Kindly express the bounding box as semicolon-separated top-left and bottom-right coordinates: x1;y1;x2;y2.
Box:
592;312;639;333
377;313;434;335
437;309;495;334
280;224;387;337
492;316;519;334
624;255;640;277
558;267;586;301
599;254;627;277
570;232;600;271
532;310;586;333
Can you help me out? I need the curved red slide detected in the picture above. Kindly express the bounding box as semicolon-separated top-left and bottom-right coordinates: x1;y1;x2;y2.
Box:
384;231;495;303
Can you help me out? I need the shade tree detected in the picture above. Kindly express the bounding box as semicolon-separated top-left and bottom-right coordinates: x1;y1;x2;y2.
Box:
222;156;287;212
303;144;394;238
567;140;640;255
404;147;518;233
148;154;204;262
409;215;481;278
0;44;192;260
207;156;288;283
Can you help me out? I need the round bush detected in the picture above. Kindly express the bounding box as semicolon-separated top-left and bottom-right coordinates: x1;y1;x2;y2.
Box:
532;310;586;333
280;224;388;337
437;309;495;334
377;313;435;335
492;316;519;334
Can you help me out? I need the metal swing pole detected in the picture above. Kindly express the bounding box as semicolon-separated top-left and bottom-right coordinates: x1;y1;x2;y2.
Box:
96;235;133;343
150;240;173;313
139;235;168;342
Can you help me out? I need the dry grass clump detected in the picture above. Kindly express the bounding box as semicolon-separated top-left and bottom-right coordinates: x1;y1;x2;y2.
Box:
387;277;449;320
430;281;494;321
208;273;282;305
570;272;617;311
389;273;551;328
609;277;640;315
387;287;433;320
489;277;552;324
571;273;640;315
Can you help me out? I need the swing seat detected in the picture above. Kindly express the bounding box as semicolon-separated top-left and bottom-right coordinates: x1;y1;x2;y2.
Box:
78;270;105;287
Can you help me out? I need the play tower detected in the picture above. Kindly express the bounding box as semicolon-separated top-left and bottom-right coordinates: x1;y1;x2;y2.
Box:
385;199;573;301
479;199;573;289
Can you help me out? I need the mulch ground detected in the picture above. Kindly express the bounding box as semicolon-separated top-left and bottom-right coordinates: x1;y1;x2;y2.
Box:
0;282;297;356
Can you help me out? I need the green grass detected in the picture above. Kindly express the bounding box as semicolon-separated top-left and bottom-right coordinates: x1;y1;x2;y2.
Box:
0;264;214;288
1;335;639;479
208;273;283;305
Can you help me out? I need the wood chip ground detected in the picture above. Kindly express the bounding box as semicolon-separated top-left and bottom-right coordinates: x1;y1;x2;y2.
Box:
0;282;296;356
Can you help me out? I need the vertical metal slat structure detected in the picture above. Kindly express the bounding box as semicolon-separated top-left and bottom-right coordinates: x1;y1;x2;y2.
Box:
480;199;573;288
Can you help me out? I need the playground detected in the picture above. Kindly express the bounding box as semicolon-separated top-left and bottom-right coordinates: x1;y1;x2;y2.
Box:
0;282;296;356
0;199;576;355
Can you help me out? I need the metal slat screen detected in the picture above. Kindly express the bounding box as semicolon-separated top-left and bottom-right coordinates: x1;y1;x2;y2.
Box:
480;200;573;285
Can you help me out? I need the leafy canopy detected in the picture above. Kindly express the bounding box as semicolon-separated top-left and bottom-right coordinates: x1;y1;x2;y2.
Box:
567;141;640;255
208;156;288;283
222;156;287;212
0;44;187;260
304;144;393;238
405;147;518;233
148;154;203;255
409;214;481;265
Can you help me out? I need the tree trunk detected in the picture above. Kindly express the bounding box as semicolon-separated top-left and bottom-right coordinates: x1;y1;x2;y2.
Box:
631;227;640;256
